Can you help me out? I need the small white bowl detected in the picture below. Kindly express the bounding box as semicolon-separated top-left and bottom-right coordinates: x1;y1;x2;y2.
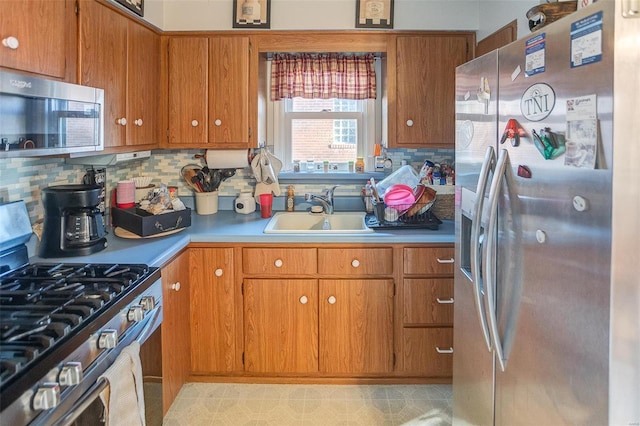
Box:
133;176;153;188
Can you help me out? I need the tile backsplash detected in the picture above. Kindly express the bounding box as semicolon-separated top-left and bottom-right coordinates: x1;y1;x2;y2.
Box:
0;148;453;225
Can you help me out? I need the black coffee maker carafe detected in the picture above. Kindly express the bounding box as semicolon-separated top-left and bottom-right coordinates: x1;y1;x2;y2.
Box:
39;185;107;257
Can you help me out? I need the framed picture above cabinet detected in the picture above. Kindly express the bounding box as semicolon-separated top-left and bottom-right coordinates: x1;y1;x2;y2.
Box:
356;0;393;29
233;0;270;29
114;0;144;16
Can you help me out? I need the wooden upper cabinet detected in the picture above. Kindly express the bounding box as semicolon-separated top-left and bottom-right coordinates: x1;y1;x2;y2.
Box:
0;0;74;79
167;37;208;145
127;21;160;146
79;0;159;149
209;36;251;148
166;35;254;148
79;0;128;148
391;35;471;148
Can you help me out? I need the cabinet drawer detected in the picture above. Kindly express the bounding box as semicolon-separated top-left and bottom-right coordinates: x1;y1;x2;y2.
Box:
404;278;453;325
403;328;453;376
243;248;317;275
403;247;454;275
318;248;393;275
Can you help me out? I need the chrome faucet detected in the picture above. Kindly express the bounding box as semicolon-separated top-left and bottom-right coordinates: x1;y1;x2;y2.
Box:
304;185;340;214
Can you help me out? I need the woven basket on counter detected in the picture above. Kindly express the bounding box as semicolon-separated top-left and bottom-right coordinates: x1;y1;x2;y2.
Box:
431;193;454;220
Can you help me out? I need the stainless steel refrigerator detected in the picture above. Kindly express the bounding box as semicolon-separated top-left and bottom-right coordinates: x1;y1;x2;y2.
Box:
453;1;640;424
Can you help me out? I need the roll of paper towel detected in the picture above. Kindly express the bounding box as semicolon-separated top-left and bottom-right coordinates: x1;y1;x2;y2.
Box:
205;149;251;169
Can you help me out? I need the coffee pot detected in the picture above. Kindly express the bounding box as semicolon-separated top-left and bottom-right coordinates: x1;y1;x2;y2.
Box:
39;185;107;257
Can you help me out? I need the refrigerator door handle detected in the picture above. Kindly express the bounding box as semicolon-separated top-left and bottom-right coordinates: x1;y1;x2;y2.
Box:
470;146;495;352
484;148;509;372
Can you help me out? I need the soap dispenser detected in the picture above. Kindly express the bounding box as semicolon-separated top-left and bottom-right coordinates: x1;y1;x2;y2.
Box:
286;185;295;212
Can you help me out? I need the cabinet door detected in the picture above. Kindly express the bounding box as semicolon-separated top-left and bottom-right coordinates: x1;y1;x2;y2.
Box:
0;0;68;78
190;248;238;373
319;279;394;374
79;0;127;148
403;246;455;275
395;36;468;147
244;279;319;373
318;248;393;276
167;37;208;145
208;36;250;148
127;22;159;146
161;250;190;415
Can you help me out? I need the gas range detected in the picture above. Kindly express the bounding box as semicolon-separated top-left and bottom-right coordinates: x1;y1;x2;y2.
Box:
0;201;163;425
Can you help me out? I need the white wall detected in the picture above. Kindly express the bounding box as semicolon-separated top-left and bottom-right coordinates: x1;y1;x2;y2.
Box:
155;0;479;31
477;0;538;41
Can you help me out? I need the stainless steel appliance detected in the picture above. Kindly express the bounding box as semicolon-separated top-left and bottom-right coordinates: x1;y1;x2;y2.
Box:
39;185;107;258
453;1;639;424
0;71;104;157
0;201;162;425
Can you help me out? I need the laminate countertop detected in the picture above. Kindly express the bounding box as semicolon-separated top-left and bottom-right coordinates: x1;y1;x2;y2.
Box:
30;210;455;268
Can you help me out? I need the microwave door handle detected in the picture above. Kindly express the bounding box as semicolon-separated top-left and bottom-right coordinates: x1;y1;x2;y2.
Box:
470;146;495;352
484;148;509;372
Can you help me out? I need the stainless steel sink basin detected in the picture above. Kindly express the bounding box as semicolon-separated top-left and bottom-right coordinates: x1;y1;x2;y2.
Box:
263;212;373;234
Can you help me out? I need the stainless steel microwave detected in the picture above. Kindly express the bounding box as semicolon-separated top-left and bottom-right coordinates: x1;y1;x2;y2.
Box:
0;71;104;157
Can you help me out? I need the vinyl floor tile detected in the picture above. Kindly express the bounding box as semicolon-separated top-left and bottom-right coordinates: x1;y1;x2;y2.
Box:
163;383;452;426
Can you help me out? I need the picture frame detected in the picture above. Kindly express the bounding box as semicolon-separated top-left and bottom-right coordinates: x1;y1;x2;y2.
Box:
114;0;144;17
233;0;271;29
356;0;394;29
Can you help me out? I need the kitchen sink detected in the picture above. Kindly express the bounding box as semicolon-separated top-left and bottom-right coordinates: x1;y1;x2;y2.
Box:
263;212;374;234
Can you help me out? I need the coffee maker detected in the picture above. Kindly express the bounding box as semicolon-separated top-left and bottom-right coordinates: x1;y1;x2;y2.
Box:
39;185;107;257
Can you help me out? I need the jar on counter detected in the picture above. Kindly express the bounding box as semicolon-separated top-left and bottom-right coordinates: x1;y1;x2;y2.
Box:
355;157;365;173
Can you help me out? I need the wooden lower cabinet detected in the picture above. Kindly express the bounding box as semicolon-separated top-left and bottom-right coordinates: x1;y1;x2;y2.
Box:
244;279;319;373
243;278;394;376
160;250;190;414
403;328;453;376
189;247;240;373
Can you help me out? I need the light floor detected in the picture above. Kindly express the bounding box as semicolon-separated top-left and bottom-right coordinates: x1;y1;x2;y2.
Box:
162;383;452;426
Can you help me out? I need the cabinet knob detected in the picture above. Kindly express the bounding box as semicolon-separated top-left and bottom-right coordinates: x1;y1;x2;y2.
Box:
299;295;308;304
435;347;454;354
436;257;455;264
351;259;360;268
327;295;337;304
214;268;223;277
406;119;414;127
2;36;19;50
214;119;222;126
191;120;199;127
436;297;454;304
134;118;143;126
274;259;283;268
116;117;127;126
171;282;181;291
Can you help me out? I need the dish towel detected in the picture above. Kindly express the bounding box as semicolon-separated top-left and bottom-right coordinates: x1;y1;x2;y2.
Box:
99;341;146;426
251;148;283;201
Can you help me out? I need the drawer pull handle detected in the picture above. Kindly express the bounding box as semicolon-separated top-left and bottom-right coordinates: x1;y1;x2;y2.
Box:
436;347;453;354
436;258;455;264
170;282;181;291
299;295;308;304
191;119;199;127
214;268;223;277
351;259;360;268
2;36;19;50
436;298;454;304
327;295;337;305
274;259;283;268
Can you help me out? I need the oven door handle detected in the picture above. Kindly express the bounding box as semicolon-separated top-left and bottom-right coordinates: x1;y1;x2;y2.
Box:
52;378;108;426
136;304;162;345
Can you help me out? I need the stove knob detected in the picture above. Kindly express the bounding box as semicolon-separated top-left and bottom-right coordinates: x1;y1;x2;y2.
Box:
98;329;118;349
59;362;83;386
127;305;145;322
140;296;155;311
32;382;60;410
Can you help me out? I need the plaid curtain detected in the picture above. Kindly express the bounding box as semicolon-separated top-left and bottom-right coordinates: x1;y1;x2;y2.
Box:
270;53;376;101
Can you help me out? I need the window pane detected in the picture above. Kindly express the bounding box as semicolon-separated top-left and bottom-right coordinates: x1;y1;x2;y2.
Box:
291;119;357;163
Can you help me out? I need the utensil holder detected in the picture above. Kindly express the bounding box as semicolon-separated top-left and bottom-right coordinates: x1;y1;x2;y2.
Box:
195;191;218;215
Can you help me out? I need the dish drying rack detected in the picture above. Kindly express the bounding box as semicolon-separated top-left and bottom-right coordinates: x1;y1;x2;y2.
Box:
365;200;442;230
